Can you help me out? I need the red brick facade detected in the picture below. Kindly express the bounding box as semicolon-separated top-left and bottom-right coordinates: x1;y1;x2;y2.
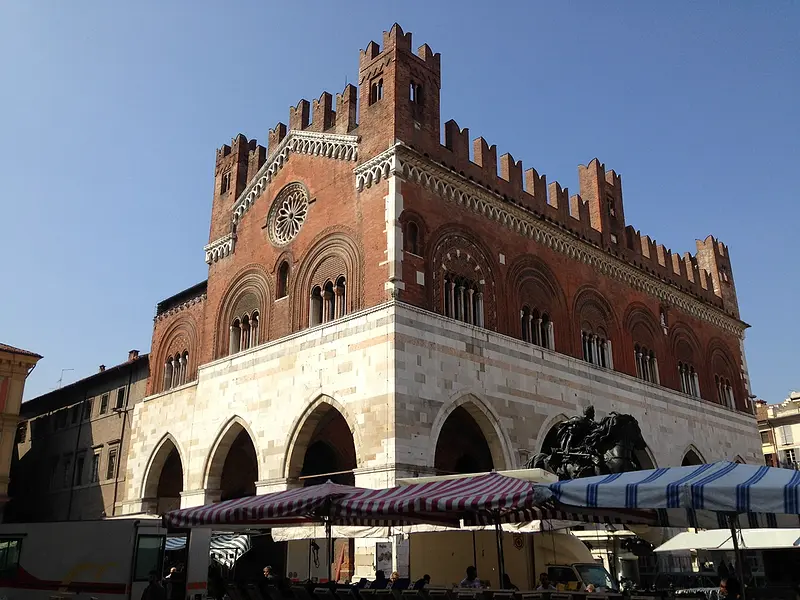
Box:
148;24;750;415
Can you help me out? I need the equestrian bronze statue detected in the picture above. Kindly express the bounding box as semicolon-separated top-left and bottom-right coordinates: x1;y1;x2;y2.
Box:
526;406;647;480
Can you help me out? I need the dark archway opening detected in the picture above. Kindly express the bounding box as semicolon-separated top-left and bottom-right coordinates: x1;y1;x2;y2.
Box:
434;406;494;475
681;450;703;467
156;447;184;512
220;430;258;501
300;409;356;487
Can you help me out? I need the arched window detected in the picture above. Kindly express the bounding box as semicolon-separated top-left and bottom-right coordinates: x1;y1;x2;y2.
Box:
229;318;241;355
405;221;420;255
241;315;251;351
309;286;323;327
277;262;289;299
335;276;347;318
581;330;612;368
678;361;700;398
309;278;347;327
716;375;735;409
520;307;554;350
410;82;423;104
370;79;384;104
163;351;189;392
634;344;659;384
250;311;259;347
443;274;483;327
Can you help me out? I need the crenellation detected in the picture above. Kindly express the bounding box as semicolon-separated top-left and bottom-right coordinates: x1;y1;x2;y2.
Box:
289;99;310;131
547;182;571;225
268;123;287;156
383;23;413;53
443;120;470;163
523;167;547;207
310;92;335;133
499;153;522;192
247;142;266;184
416;44;441;73
472;137;497;179
360;40;381;66
335;85;358;134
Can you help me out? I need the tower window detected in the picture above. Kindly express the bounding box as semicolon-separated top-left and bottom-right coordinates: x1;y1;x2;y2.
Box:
369;79;384;105
634;344;659;384
309;278;347;327
443;274;483;327
581;331;612;368
405;221;420;255
606;196;616;218
678;362;700;398
221;171;231;194
277;261;290;299
410;82;423;104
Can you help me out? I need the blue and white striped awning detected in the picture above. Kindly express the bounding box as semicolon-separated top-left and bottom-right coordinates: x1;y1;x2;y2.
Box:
166;534;251;569
542;462;800;529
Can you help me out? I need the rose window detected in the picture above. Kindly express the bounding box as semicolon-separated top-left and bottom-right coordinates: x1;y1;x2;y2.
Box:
268;183;309;246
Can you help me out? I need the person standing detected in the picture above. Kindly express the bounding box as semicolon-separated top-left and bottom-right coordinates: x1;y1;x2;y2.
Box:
413;575;430;590
536;573;556;591
141;571;167;600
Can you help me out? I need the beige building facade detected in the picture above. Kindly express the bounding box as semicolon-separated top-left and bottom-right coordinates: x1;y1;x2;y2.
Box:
757;392;800;469
8;351;148;522
0;343;41;521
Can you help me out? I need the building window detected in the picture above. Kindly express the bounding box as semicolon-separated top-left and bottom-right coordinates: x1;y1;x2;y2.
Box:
410;82;423;104
369;78;384;104
443;274;484;327
107;447;119;480
581;331;612;368
90;453;100;483
15;423;26;444
70;405;80;424
520;307;554;350
715;375;735;409
62;455;72;488
779;425;794;446
606;196;616;218
164;351;190;391
678;362;700;397
75;454;85;486
220;171;231;194
634;344;659;384
784;448;797;468
405;221;420;255
309;278;347;327
229;311;260;355
0;539;22;575
56;410;68;429
277;261;290;299
100;394;109;415
115;388;125;410
49;459;59;490
760;431;770;444
83;399;93;421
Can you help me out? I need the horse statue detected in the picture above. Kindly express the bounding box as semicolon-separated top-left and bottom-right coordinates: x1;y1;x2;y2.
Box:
526;408;647;480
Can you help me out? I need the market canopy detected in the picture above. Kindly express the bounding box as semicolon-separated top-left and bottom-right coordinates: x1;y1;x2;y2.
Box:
654;529;800;553
163;480;461;529
539;461;800;528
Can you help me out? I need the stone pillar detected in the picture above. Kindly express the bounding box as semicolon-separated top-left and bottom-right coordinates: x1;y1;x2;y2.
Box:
335;287;344;319
606;339;614;369
455;285;464;321
163;362;171;391
476;292;484;328
323;289;334;323
251;315;259;346
652;357;660;384
177;355;185;386
534;318;542;347
548;320;555;350
230;325;239;355
467;288;475;325
180;488;221;509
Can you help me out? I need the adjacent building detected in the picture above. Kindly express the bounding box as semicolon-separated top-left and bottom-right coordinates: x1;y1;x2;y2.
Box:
0;343;41;521
757;393;800;469
120;23;760;540
7;351;148;522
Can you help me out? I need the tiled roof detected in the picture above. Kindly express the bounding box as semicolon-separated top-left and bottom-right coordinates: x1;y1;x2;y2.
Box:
0;343;41;359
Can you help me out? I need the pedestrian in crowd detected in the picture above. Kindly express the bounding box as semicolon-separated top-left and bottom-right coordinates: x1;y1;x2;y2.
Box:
264;566;276;582
720;577;742;600
371;570;388;589
413;575;430;590
502;574;518;591
459;566;481;589
536;573;556;591
389;572;400;587
141;571;167;600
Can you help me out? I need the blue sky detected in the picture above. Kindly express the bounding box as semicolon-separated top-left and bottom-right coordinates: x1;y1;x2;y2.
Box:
1;2;797;402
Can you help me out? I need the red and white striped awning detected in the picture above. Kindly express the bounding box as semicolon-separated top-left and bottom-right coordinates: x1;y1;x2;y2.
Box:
164;481;362;528
335;472;542;520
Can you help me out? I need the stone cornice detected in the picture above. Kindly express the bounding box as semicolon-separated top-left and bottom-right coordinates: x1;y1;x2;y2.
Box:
154;294;206;323
204;233;235;264
231;130;359;224
356;145;747;336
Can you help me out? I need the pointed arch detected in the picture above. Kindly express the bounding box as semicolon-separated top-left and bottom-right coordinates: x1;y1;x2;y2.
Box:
213;265;272;358
202;416;261;490
535;413;569;454
573;286;617;336
141;433;187;500
507;255;568;350
429;390;515;471
291;229;363;330
282;394;362;481
681;444;706;466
